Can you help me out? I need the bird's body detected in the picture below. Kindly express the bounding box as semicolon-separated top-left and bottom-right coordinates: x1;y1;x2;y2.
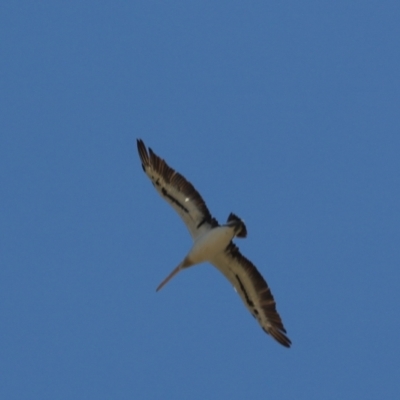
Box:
186;224;240;265
156;217;245;292
137;139;291;348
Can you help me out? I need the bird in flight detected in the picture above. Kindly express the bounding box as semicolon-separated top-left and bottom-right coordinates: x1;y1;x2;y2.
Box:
137;139;291;347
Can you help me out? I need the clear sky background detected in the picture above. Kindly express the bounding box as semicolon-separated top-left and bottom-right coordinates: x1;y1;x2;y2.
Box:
1;2;399;399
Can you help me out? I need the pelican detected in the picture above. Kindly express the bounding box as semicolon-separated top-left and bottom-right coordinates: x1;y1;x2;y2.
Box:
137;139;291;347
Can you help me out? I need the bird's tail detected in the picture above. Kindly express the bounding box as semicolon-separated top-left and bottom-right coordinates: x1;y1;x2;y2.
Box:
227;213;247;238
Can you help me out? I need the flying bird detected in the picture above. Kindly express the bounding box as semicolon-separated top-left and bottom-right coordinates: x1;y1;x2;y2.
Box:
137;139;291;347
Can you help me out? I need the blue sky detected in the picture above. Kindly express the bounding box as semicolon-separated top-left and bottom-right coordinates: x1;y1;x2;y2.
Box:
1;1;399;399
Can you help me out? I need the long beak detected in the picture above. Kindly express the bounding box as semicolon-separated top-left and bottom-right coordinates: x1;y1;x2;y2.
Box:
156;262;183;292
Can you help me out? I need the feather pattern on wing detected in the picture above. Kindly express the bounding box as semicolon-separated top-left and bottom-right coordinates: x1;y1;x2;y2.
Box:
137;139;218;239
211;243;291;347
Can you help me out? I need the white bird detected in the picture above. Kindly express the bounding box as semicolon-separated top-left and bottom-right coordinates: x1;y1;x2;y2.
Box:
137;139;291;347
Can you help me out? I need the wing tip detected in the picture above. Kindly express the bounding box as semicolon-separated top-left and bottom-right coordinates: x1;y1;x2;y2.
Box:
263;327;292;348
137;138;149;168
136;138;145;151
276;333;292;348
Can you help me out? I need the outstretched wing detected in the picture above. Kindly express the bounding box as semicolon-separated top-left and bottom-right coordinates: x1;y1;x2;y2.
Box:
137;139;218;240
211;243;291;347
